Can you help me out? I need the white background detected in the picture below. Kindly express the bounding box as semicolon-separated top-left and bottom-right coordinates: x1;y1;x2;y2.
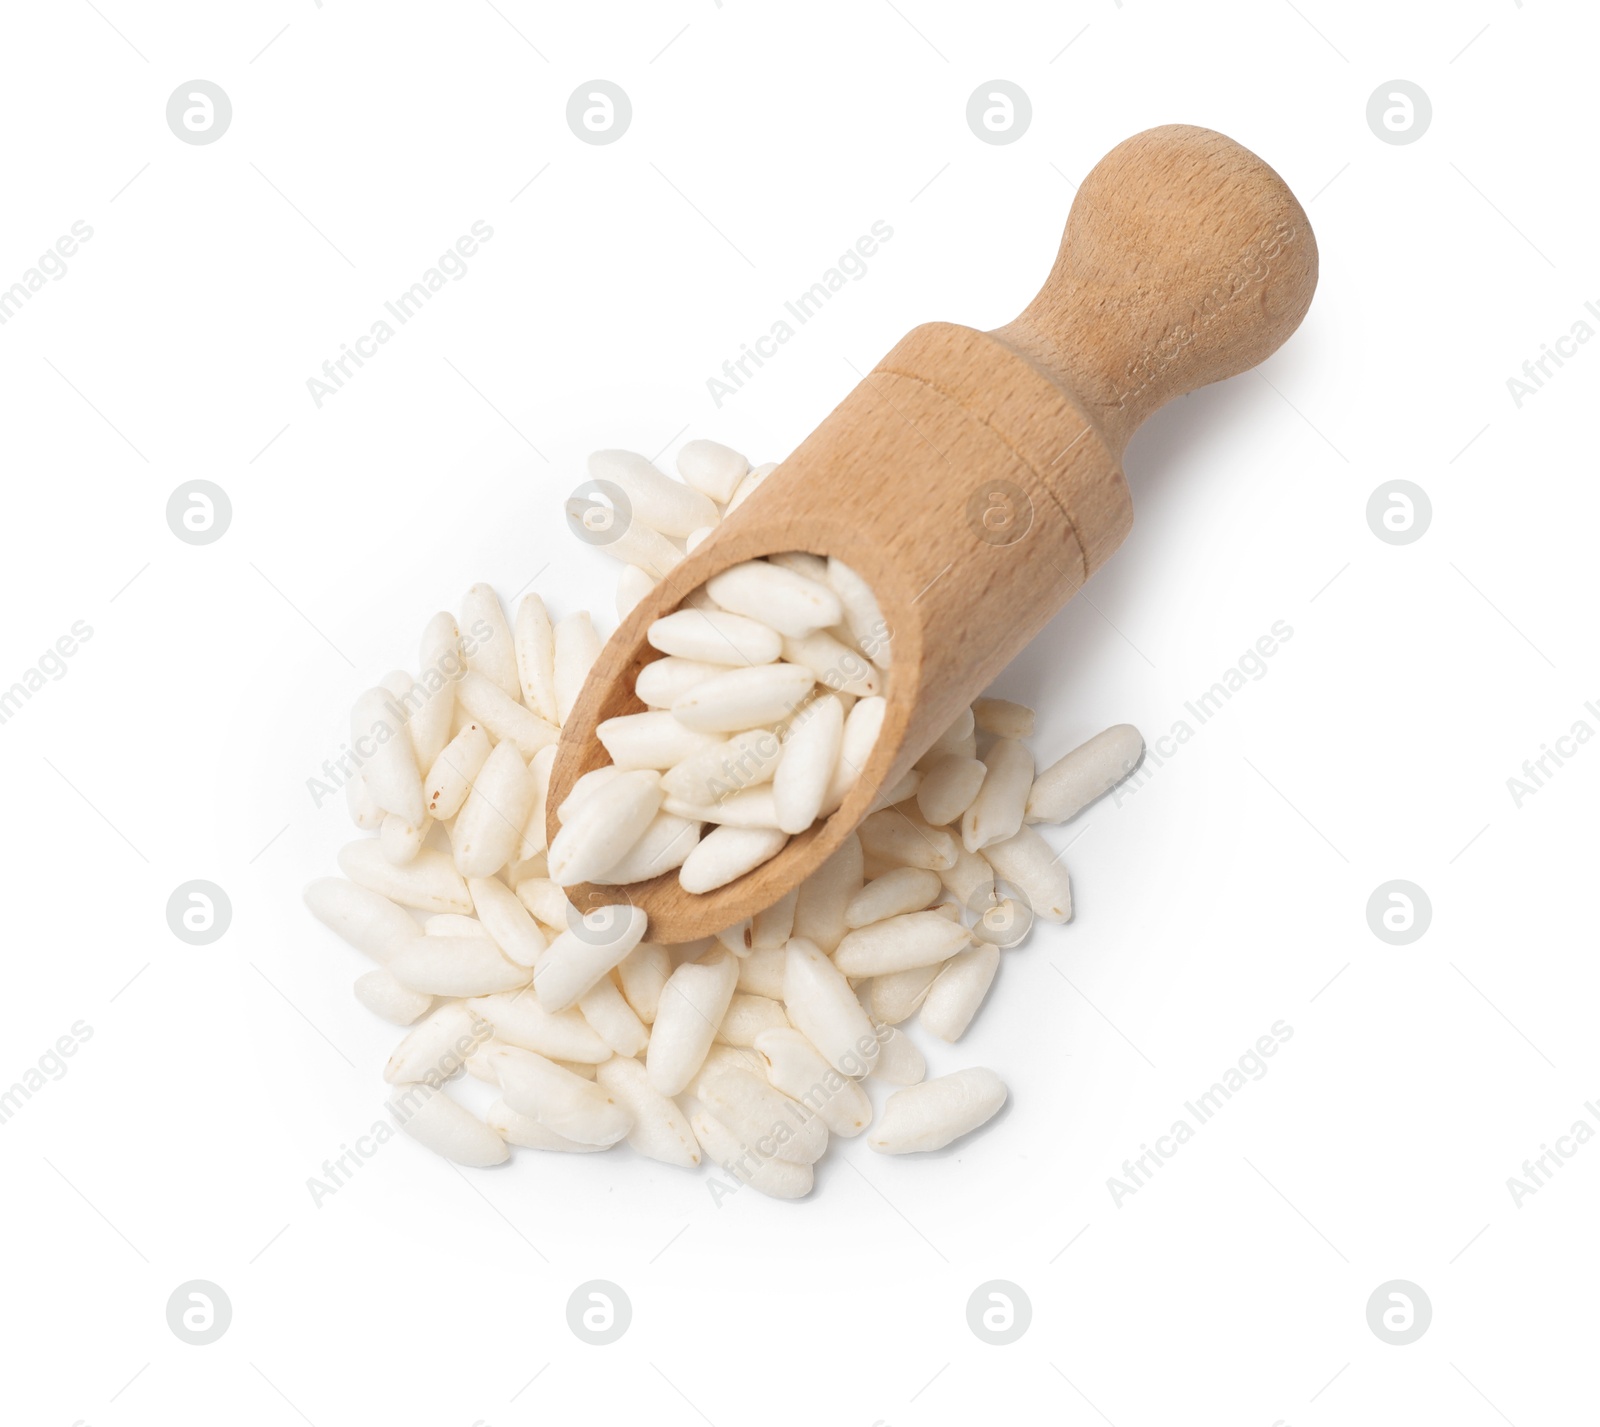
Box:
2;1;1595;1424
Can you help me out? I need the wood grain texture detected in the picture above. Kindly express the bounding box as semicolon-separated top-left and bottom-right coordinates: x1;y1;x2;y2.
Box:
550;124;1319;943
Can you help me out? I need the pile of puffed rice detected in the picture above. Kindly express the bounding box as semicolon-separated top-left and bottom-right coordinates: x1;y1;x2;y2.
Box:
305;440;1143;1197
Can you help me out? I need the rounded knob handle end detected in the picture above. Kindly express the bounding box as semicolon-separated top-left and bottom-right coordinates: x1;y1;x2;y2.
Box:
994;124;1318;452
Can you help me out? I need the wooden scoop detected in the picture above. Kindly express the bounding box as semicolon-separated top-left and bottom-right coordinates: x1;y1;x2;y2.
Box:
550;124;1318;943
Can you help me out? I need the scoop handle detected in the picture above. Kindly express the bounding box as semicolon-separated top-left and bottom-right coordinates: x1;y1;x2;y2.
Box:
547;125;1319;944
991;123;1318;455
